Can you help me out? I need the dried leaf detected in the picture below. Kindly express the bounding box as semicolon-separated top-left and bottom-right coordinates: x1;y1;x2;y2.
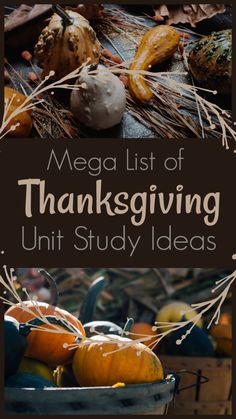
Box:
4;5;51;32
153;4;226;27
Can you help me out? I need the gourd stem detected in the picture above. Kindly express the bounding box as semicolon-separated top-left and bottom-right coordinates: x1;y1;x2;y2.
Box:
79;276;106;324
52;5;73;26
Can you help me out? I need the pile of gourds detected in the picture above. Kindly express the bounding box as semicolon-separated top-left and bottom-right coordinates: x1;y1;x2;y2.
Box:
130;301;232;358
4;273;231;390
4;5;232;139
4;277;164;389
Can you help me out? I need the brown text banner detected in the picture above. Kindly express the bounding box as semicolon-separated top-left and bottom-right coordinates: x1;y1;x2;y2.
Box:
0;139;235;267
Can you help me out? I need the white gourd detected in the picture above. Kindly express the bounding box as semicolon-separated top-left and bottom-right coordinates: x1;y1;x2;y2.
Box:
71;65;126;130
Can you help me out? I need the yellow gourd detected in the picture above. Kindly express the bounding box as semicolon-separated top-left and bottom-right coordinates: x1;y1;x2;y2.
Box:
156;301;203;330
129;25;180;103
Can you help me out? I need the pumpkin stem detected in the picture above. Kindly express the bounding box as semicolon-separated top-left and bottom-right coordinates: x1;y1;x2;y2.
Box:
52;5;73;26
39;269;59;306
122;317;134;337
89;64;99;72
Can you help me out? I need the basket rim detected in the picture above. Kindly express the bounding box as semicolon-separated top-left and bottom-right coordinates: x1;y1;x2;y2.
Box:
5;374;175;395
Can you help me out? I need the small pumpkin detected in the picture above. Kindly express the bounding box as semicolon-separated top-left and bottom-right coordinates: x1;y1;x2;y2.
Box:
35;6;101;79
72;334;164;387
210;324;232;357
4;87;32;137
6;302;85;365
218;312;231;326
130;322;157;347
129;25;180;103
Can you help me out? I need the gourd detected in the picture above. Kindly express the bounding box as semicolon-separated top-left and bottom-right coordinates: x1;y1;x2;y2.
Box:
156;301;203;329
188;30;232;95
18;358;54;382
6;302;85;365
130;322;157;347
80;276;123;337
4;87;32;137
129;25;180;103
34;5;101;79
165;323;215;357
6;372;56;388
84;320;122;337
79;275;107;323
72;334;164;387
4;316;27;379
71;64;126;130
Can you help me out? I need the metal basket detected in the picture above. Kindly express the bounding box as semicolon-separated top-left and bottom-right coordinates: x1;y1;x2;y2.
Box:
5;375;175;415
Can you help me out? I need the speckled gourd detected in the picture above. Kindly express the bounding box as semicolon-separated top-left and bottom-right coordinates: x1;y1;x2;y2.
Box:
34;9;101;79
188;29;232;95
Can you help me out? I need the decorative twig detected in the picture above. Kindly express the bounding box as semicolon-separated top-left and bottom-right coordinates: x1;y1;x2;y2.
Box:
1;61;91;140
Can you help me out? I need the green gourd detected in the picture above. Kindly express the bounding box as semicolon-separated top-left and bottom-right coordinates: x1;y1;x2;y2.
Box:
166;322;215;357
188;30;232;95
4;316;27;379
6;372;56;388
80;277;123;337
79;276;107;323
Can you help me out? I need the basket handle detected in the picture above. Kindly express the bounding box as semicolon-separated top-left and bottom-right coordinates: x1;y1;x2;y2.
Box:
167;369;209;394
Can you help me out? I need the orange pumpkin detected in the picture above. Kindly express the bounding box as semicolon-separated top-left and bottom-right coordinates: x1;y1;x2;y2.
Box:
72;335;164;387
6;302;85;365
219;312;231;326
4;87;32;137
130;322;157;348
210;323;232;357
